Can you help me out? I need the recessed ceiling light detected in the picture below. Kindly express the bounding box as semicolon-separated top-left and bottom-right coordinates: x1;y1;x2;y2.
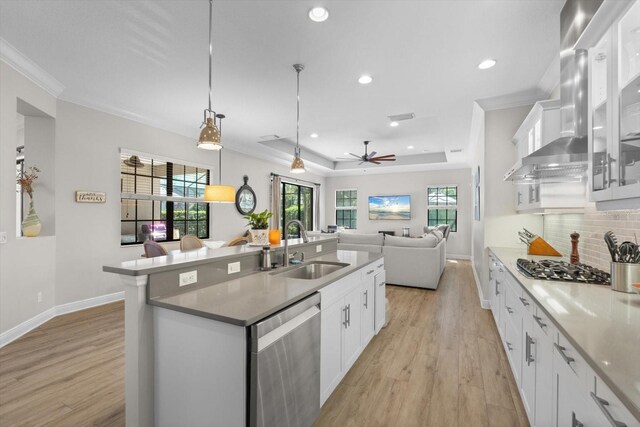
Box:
310;133;319;138
389;121;399;127
407;146;414;149
358;75;373;85
308;7;329;22
478;59;497;70
343;152;349;155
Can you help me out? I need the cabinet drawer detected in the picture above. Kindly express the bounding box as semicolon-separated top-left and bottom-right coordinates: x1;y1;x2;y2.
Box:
554;334;588;387
503;278;523;327
532;306;555;338
320;275;359;308
593;375;639;427
360;260;383;282
516;288;534;314
503;314;522;386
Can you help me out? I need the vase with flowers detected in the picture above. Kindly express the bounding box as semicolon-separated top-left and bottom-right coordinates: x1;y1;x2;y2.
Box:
17;166;42;237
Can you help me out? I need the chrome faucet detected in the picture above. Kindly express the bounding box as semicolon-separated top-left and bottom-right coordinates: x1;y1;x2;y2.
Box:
283;220;309;267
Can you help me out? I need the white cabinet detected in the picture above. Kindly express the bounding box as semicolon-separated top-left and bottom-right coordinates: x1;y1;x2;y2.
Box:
320;296;344;404
553;346;591;427
374;270;386;333
319;259;385;405
342;285;362;372
588;1;640;208
532;308;555;427
361;273;375;346
487;251;640;427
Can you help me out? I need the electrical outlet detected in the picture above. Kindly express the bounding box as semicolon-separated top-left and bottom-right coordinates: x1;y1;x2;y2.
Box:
37;292;42;303
179;270;198;287
0;232;7;244
316;244;322;253
228;262;241;274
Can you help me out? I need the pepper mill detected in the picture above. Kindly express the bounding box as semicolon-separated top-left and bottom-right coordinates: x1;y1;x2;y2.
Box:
570;231;580;264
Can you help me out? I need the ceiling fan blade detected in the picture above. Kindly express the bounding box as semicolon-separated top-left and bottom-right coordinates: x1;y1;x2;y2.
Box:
375;158;396;161
371;154;396;158
358;161;365;165
370;160;382;165
336;157;357;161
349;153;361;159
369;151;377;158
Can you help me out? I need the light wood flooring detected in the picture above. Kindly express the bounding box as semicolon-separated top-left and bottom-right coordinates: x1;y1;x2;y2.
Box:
316;260;529;427
0;302;125;426
0;260;528;426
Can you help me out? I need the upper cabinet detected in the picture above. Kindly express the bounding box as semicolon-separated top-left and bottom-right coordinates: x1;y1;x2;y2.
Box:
588;1;640;207
511;100;586;213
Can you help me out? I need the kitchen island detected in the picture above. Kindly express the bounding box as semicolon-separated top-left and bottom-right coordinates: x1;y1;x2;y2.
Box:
103;236;384;427
488;247;640;426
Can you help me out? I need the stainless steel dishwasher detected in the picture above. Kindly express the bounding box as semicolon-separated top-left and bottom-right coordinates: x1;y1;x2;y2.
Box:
249;293;321;427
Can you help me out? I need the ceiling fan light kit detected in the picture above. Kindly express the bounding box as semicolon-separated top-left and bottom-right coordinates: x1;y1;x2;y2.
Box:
198;0;223;150
290;63;306;174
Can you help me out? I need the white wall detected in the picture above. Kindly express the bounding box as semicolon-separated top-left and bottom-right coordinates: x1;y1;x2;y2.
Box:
323;168;472;258
1;62;325;335
469;103;544;304
0;62;57;334
54;100;325;308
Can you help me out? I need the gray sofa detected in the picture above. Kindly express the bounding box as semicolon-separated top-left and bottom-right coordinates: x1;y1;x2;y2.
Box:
336;232;446;289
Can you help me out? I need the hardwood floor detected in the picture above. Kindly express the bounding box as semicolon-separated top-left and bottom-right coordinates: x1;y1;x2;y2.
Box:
0;302;125;426
315;260;529;427
0;260;528;427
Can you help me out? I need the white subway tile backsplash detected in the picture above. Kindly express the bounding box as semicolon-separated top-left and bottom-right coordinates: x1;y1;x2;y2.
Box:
543;206;640;271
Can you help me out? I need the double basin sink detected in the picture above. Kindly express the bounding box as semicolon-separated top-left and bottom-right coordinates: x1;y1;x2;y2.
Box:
270;261;349;280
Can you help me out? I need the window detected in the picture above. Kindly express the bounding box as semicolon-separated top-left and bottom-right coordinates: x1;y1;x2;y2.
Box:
281;182;314;238
427;186;458;232
120;153;210;245
335;189;357;229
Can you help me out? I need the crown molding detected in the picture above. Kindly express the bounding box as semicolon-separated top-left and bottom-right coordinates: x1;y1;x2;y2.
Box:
0;37;65;98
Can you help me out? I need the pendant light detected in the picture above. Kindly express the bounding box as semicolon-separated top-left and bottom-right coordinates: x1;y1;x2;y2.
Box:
205;114;235;202
198;0;222;150
290;64;306;174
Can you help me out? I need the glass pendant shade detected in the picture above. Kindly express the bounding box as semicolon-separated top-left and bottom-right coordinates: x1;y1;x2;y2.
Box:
198;117;222;150
290;148;306;174
204;184;235;202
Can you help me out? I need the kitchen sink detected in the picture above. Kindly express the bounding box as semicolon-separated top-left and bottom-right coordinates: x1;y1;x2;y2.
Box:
271;261;349;280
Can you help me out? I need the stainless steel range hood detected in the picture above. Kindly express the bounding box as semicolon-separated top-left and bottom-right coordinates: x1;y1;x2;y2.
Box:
504;0;603;182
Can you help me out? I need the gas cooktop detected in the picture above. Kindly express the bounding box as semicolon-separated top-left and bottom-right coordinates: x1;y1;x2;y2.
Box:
516;258;611;285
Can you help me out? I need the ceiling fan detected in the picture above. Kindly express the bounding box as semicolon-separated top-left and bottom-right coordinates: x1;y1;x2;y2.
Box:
338;141;396;165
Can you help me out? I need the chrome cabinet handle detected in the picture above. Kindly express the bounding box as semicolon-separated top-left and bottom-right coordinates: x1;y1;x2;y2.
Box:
363;290;368;309
489;270;494;281
572;411;584;427
506;306;513;315
526;332;534;366
506;341;513;352
495;280;500;296
342;306;348;328
367;269;375;275
378;281;385;287
517;191;523;205
499;267;504;273
377;263;383;268
519;296;530;307
590;392;627;427
533;315;547;329
347;304;351;327
554;343;575;365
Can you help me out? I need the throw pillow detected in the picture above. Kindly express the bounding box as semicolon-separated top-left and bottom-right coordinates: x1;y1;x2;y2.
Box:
430;229;444;241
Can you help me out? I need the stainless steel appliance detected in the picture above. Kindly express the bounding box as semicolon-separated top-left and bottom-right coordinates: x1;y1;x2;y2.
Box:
516;258;610;285
249;293;321;427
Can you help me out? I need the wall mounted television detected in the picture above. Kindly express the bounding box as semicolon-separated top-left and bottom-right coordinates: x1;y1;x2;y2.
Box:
368;195;411;220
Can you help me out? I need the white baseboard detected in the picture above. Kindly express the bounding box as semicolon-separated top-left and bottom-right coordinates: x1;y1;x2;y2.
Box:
55;291;124;316
472;263;491;310
447;254;471;260
0;291;124;348
0;307;56;349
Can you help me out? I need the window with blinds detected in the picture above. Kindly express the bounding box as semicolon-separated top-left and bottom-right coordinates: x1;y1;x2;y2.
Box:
120;152;210;245
427;185;458;232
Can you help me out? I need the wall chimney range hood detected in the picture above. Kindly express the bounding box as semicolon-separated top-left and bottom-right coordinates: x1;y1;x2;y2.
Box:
504;0;603;183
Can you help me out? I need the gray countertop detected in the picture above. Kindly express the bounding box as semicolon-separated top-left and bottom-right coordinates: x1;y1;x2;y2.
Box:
103;236;338;276
489;247;640;421
149;250;383;327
